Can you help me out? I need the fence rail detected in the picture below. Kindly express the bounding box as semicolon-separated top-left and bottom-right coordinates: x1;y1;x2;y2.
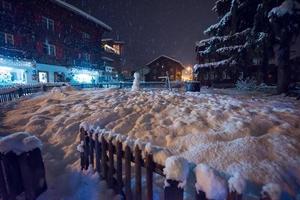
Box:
0;81;202;104
0;83;65;103
79;127;274;200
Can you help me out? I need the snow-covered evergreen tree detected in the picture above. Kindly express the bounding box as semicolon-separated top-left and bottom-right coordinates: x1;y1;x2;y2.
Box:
268;0;300;93
195;0;261;76
197;0;300;93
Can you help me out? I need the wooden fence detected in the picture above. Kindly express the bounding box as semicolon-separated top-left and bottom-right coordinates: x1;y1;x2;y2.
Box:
0;81;200;104
0;148;47;200
79;127;273;200
0;83;65;103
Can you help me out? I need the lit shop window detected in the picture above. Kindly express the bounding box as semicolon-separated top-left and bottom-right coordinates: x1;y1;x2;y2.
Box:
71;69;98;84
0;66;26;85
38;71;48;83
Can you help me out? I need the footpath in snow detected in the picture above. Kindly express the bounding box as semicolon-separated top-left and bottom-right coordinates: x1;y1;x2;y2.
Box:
0;86;299;199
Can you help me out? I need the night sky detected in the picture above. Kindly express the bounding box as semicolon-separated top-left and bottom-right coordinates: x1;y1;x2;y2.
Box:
66;0;217;70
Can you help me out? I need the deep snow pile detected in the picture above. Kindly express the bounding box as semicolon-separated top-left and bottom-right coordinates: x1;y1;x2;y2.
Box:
0;88;299;198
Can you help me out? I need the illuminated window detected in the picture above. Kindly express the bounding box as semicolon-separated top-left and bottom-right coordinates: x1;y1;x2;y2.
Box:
42;16;55;31
0;66;26;85
112;44;120;55
43;43;56;56
38;71;48;83
0;32;14;45
2;1;12;10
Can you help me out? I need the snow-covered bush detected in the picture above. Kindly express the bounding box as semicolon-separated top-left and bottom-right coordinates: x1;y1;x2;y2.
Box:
235;75;257;91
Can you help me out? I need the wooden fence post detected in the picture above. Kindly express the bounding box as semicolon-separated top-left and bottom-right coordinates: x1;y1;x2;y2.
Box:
83;131;90;170
260;193;272;200
195;190;207;200
227;191;242;200
0;154;8;200
164;179;184;200
18;152;36;200
18;87;23;97
79;129;85;170
101;135;108;180
95;133;101;174
125;145;132;200
135;145;142;200
108;138;115;188
89;132;95;168
116;141;123;195
145;153;153;200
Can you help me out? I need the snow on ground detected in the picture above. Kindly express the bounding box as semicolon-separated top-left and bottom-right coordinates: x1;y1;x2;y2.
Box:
0;87;299;199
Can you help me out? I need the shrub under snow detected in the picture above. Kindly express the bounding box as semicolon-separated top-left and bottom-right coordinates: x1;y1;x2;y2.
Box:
235;76;257;91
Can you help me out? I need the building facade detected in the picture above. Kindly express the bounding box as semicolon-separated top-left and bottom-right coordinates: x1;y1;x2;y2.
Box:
145;55;184;82
101;38;125;81
0;0;112;85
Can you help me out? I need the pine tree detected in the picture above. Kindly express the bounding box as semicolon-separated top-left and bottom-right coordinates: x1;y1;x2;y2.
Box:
268;0;300;93
197;0;300;93
195;0;261;81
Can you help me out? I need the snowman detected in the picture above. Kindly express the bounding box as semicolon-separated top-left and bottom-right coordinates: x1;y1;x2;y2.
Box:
131;72;140;91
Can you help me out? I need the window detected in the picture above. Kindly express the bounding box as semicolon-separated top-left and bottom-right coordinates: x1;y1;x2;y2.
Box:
82;32;90;39
83;53;91;61
0;32;14;45
112;44;121;55
2;1;12;10
43;43;56;56
42;16;54;31
38;71;48;83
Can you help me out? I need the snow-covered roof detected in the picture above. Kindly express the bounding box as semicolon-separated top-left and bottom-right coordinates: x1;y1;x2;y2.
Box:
50;0;112;31
146;55;184;68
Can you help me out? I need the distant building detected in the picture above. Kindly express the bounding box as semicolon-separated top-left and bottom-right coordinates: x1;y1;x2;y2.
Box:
101;38;125;81
145;55;184;82
0;0;112;85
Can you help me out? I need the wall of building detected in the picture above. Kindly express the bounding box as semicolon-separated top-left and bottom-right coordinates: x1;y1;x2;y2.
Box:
0;0;107;76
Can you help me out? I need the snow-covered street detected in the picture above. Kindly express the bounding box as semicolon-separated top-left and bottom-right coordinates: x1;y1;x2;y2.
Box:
0;87;299;199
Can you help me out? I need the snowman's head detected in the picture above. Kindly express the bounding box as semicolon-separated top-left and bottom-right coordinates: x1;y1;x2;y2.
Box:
134;72;140;79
